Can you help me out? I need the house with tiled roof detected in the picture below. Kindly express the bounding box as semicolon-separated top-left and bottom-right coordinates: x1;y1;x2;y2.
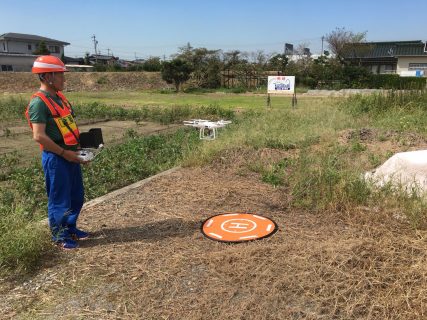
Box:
0;33;69;71
343;40;427;76
88;54;118;66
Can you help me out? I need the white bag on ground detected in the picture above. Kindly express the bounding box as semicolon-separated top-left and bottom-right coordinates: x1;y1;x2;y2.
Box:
364;150;427;193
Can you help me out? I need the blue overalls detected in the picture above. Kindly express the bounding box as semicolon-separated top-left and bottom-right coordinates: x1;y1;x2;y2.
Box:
42;151;84;242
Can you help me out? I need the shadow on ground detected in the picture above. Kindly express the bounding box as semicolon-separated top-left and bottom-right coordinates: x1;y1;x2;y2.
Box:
79;218;201;248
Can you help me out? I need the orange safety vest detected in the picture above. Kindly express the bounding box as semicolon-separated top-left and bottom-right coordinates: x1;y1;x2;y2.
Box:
25;91;80;147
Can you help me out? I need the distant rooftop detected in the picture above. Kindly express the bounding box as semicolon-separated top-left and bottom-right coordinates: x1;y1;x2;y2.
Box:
344;40;427;58
0;33;70;45
89;54;118;60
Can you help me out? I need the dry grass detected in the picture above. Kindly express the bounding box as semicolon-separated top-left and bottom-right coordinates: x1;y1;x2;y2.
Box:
0;72;167;93
1;149;427;320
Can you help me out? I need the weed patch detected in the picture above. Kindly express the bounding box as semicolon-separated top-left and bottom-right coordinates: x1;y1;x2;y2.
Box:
72;102;234;125
0;96;27;121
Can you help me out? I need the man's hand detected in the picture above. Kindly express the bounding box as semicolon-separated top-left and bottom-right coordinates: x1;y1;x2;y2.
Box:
62;150;83;163
32;124;86;163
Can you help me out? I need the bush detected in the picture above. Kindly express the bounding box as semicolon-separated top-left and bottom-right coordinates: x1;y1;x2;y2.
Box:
72;102;235;124
303;62;427;90
341;90;427;115
300;76;317;88
369;74;426;90
0;96;27;121
0;213;52;274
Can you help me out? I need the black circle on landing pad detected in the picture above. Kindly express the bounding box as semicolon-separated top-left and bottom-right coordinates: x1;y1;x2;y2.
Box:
201;213;278;243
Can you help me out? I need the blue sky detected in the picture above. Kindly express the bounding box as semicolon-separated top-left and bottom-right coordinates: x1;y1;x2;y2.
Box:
2;0;426;60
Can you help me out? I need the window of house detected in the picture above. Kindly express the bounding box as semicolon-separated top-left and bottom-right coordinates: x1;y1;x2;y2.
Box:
48;46;60;53
409;63;427;70
371;65;379;74
1;65;13;71
2;43;5;51
28;44;32;50
382;65;396;73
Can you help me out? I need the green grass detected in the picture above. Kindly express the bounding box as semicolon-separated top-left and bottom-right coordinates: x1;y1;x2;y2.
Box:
3;89;427;276
0;95;27;121
0;214;52;275
184;97;353;166
82;128;200;199
66;91;306;111
341;90;427;133
0;91;311;123
72;101;235;124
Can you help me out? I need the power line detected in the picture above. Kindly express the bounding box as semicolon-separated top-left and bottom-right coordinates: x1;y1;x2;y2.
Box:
66;36;327;59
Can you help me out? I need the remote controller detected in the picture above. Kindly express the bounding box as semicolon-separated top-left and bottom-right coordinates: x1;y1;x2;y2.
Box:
77;150;95;161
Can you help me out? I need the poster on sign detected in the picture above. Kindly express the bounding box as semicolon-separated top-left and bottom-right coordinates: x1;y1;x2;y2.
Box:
267;76;295;95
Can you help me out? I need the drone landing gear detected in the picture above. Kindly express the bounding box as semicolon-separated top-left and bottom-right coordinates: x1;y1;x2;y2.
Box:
200;127;217;140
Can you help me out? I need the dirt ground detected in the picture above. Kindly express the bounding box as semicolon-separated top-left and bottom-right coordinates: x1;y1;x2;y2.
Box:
1;144;427;319
0;72;169;93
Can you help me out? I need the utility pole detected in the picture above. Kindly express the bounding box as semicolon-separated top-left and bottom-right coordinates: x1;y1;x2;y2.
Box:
321;36;324;56
92;34;98;63
107;48;111;56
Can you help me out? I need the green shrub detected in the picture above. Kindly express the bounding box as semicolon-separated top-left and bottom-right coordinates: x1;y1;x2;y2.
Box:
230;87;246;94
0;96;27;121
83;128;200;199
0;213;52;274
72;102;235;125
96;76;109;84
368;74;426;90
342;90;427;116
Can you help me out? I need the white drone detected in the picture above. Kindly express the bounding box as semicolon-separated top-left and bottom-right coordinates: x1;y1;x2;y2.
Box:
183;119;232;140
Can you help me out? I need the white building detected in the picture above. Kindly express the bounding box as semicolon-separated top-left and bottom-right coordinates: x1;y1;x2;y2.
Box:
0;33;69;72
343;40;427;77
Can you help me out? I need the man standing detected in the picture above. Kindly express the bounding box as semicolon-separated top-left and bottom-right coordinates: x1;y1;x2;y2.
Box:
25;55;88;250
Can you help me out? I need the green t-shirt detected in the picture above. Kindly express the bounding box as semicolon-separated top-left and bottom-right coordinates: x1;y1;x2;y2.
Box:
28;90;78;151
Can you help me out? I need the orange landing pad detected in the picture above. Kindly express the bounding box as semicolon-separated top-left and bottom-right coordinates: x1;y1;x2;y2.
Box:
201;213;278;242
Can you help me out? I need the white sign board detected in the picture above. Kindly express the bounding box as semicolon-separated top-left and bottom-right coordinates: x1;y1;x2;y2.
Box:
268;76;295;95
400;70;425;77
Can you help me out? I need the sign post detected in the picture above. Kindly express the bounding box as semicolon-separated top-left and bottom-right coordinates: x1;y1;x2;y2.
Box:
267;76;297;108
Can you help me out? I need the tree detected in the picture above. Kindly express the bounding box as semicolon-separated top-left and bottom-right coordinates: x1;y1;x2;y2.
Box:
161;58;193;92
268;53;289;74
173;45;223;88
292;43;313;77
223;50;244;69
33;41;50;55
175;42;194;61
325;27;367;61
142;56;162;72
84;52;90;65
249;50;268;70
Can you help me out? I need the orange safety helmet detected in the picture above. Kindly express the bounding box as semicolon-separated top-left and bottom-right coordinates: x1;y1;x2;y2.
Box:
32;55;68;73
